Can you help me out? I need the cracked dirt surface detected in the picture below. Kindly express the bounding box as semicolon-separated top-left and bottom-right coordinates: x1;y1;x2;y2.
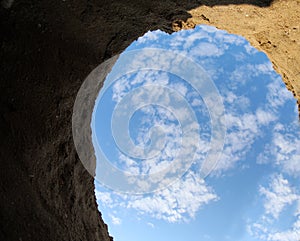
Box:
0;0;299;240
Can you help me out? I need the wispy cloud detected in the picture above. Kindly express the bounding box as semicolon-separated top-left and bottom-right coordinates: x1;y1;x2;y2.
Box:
147;222;155;228
95;189;113;206
94;24;298;226
260;174;300;219
266;76;295;110
257;121;300;177
248;174;300;241
110;214;122;225
96;171;218;223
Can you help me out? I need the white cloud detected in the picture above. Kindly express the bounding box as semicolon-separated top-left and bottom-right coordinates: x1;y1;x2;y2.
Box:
259;174;300;219
127;171;218;222
95;189;113;206
211;106;275;174
266;76;295;109
111;27;294;180
110;214;122;225
95;23;298;228
96;171;218;223
216;32;245;45
257;122;300;177
229;62;274;88
248;174;300;241
244;42;258;55
115;104;184;176
190;42;224;57
135;30;167;45
212;60;295;175
118;152;141;175
267;220;300;241
183;31;210;49
147;222;155;228
168;82;188;97
112;75;132;103
256;108;277;125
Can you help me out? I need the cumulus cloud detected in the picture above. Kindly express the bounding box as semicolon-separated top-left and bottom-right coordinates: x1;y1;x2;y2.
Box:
211;100;278;175
260;174;300;219
94;23;298;225
110;40;288;178
96;171;218;223
210;58;296;175
248;174;300;241
189;42;224;58
257;122;300;177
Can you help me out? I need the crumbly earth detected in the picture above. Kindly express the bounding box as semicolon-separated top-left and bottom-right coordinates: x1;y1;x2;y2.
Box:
0;0;299;241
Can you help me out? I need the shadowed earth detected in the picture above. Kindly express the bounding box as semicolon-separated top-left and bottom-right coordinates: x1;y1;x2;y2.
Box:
0;0;298;240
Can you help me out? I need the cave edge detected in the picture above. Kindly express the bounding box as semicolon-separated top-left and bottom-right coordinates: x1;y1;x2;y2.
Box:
1;0;298;241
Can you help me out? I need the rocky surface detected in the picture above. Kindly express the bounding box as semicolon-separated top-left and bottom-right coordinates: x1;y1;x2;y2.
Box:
0;0;299;241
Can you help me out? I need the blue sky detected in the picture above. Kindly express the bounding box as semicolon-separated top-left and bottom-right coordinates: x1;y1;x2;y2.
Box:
92;25;300;241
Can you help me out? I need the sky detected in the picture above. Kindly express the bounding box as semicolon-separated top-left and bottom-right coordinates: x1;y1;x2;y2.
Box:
91;25;300;241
